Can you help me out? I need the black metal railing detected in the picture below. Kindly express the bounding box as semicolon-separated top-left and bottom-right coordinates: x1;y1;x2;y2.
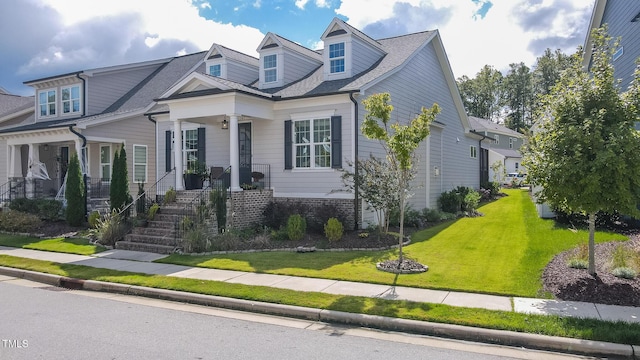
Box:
244;163;270;190
88;178;111;199
118;168;177;219
0;179;26;206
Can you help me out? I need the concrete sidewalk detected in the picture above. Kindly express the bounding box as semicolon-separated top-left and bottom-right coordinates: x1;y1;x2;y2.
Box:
1;246;639;323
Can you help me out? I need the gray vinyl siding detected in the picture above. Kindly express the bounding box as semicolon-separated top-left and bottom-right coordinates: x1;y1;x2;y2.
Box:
83;115;156;196
362;41;478;210
266;101;353;197
599;0;640;90
282;52;321;86
86;64;161;115
485;131;523;151
351;38;384;75
226;61;259;85
0;139;7;184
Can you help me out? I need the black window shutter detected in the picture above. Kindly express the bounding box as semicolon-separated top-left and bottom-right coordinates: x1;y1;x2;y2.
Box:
331;116;342;169
165;130;172;173
284;120;292;170
197;127;206;163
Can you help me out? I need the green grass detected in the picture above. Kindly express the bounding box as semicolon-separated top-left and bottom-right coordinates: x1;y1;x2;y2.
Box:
158;189;627;297
0;234;106;255
1;254;638;344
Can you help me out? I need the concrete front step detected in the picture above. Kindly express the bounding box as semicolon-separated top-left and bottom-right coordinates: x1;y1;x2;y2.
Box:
116;241;176;254
131;226;177;237
145;220;176;229
124;233;179;245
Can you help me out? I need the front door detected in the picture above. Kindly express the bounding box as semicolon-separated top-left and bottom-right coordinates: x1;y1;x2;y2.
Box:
238;123;251;186
59;146;69;186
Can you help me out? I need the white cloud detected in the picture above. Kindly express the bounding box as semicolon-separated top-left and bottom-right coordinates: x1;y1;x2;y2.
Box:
200;2;211;10
295;0;309;10
33;0;265;58
336;0;595;78
315;0;330;8
253;0;261;9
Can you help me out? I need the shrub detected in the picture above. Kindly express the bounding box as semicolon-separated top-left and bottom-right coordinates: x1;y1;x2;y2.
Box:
438;190;461;213
88;211;101;229
0;211;42;233
37;199;64;221
308;203;347;234
270;228;289;241
9;199;63;221
210;189;227;232
611;244;633;269
211;230;244;251
286;214;306;241
612;267;637;279
422;208;443;222
462;189;481;212
9;198;38;214
164;187;177;203
183;226;210;253
94;211;129;246
567;258;588;269
65;153;85;226
262;200;309;230
148;203;160;220
324;217;344;242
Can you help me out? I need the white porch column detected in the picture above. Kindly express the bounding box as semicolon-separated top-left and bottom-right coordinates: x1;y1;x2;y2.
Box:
8;145;17;177
74;139;86;174
229;114;241;192
173;119;184;190
27;144;40;178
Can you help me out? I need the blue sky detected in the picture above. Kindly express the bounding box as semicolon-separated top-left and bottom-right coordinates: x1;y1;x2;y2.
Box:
0;0;595;96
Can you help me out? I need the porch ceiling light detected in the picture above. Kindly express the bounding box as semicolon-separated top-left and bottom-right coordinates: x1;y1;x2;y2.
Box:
221;118;229;130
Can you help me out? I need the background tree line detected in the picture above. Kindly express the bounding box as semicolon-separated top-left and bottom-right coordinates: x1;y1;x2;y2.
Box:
457;48;572;132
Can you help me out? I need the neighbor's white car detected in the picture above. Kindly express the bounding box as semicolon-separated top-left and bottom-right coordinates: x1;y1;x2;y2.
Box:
503;172;527;186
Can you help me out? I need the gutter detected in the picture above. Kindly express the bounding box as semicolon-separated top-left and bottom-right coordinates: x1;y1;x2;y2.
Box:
69;125;88;221
76;73;87;116
350;91;359;230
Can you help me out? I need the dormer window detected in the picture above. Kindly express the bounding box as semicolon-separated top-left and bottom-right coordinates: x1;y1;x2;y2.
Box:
264;54;277;83
209;64;221;77
38;89;56;117
329;42;345;73
61;85;80;114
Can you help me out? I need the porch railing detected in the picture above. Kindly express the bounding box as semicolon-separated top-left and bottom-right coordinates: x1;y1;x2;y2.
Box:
118;168;177;219
0;180;26;207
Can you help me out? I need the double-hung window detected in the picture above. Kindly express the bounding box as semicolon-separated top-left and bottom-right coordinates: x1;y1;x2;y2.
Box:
329;42;345;73
100;145;111;181
61;85;80;114
294;118;331;169
470;145;477;159
133;145;147;183
209;64;221;77
39;89;56;117
509;138;514;149
264;54;277;83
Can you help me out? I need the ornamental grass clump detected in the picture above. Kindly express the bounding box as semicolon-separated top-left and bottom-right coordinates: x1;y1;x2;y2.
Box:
286;214;306;241
324;217;344;242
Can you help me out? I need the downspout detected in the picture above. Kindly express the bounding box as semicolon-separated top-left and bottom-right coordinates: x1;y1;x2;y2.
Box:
69;125;88;221
471;130;492;186
349;92;359;230
147;114;158;183
75;73;87;116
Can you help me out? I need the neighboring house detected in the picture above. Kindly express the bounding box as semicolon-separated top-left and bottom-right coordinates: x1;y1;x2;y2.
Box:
0;17;481;229
584;0;640;91
468;116;526;185
0;53;204;208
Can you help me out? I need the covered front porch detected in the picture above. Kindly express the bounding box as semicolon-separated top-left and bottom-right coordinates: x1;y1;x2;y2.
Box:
0;127;127;210
155;82;276;193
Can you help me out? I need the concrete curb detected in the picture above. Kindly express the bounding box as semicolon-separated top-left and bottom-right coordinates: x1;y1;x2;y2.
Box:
0;266;636;359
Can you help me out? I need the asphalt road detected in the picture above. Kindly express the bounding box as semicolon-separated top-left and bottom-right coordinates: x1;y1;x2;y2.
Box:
0;279;598;360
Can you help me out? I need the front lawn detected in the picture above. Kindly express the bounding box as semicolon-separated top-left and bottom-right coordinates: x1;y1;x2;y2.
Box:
0;234;106;256
1;254;639;344
158;189;627;297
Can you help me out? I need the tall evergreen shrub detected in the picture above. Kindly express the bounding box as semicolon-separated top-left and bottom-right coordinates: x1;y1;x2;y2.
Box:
65;153;85;226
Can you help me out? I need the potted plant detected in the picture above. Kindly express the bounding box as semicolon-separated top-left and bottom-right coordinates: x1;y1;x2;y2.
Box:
251;171;265;189
183;161;209;190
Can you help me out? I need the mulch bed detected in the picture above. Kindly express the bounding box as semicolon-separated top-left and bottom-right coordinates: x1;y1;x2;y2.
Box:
542;233;640;307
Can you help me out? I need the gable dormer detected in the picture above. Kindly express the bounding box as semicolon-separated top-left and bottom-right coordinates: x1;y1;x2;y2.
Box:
24;73;85;122
204;44;259;85
257;33;322;90
321;18;386;81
